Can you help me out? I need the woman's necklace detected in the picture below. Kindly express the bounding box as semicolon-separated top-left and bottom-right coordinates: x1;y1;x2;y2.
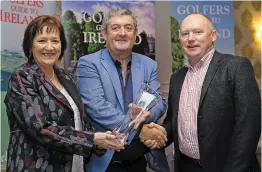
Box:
49;71;64;90
49;70;55;81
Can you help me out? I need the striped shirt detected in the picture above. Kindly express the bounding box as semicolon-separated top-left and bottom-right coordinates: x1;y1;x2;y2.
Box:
178;49;215;159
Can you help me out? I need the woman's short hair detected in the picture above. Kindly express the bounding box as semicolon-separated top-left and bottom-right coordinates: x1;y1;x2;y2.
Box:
22;15;67;60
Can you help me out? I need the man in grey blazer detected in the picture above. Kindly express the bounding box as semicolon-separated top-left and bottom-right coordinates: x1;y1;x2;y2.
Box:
143;13;261;172
77;7;168;172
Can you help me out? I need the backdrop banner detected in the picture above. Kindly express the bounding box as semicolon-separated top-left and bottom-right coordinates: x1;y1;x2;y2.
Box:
59;1;156;71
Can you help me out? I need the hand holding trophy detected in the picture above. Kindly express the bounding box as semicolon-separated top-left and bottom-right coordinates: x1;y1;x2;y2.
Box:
113;83;162;146
129;105;151;129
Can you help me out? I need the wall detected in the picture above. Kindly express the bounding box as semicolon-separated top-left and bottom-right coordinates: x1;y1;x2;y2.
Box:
234;1;261;88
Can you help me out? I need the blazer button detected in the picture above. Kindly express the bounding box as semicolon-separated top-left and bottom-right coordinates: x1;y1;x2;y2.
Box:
198;115;202;118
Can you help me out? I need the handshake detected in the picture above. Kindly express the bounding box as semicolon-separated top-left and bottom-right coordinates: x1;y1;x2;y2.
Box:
93;112;167;152
139;122;167;149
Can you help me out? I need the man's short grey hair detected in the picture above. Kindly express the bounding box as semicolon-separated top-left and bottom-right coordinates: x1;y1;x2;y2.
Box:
102;7;138;31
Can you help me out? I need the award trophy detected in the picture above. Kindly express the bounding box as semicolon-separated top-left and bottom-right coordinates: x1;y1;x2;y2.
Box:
113;83;162;146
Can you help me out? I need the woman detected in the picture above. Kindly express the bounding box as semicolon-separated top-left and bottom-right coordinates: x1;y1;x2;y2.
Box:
4;15;124;172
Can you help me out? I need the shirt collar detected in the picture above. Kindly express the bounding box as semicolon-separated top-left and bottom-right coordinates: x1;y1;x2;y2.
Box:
109;53;132;68
185;48;215;69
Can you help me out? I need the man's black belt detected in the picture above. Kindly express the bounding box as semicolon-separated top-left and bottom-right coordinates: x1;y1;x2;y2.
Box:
109;156;143;167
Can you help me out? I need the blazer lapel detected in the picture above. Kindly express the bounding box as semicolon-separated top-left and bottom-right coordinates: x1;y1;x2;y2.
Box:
31;61;85;119
172;67;188;128
199;51;223;105
101;49;124;111
34;64;73;112
131;53;143;100
56;69;83;115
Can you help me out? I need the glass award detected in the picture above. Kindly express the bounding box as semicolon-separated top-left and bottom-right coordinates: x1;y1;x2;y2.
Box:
113;83;163;146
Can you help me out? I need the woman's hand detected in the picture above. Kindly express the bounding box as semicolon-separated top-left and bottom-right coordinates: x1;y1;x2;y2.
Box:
94;131;125;152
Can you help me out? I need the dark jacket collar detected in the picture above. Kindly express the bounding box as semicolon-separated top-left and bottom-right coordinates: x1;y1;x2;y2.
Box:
199;51;223;105
174;51;223;108
27;60;84;117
